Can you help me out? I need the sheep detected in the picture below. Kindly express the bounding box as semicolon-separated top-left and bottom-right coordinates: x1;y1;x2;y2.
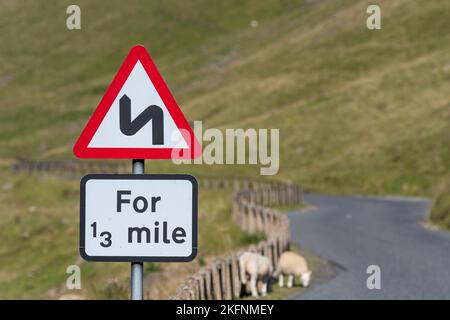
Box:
239;252;273;297
275;251;311;288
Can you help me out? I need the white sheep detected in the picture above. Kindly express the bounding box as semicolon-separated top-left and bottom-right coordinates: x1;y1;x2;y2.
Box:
239;252;273;297
276;251;311;288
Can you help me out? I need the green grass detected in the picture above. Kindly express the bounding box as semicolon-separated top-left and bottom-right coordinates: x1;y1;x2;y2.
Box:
0;0;449;298
429;177;450;230
238;232;266;246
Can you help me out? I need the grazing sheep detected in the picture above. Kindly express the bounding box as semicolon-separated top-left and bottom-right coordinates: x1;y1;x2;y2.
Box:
239;252;273;297
276;251;311;288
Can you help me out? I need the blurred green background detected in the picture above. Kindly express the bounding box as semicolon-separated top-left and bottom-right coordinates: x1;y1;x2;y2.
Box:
0;0;448;299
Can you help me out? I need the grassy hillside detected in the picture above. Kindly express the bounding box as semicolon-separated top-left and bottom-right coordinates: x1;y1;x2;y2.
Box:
0;0;449;298
0;0;448;193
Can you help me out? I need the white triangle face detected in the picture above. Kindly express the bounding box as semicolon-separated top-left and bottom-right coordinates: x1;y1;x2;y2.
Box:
88;61;189;149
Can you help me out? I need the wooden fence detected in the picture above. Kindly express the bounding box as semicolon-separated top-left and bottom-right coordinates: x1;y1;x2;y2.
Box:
170;177;301;300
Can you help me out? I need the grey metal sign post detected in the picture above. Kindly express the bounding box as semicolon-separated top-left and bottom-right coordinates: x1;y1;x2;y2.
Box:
131;159;144;300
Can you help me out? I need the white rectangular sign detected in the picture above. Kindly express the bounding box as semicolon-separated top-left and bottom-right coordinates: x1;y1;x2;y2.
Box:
80;174;198;262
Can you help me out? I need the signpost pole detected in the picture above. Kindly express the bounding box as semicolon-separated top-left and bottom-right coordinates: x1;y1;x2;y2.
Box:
131;159;144;300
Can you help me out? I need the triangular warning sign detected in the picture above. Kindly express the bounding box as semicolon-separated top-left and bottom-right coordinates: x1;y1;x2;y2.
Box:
73;45;201;159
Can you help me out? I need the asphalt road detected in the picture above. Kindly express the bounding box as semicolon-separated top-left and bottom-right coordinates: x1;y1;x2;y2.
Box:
288;193;450;299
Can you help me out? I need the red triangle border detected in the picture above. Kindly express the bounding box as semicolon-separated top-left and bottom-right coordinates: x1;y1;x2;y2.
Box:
73;45;201;159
